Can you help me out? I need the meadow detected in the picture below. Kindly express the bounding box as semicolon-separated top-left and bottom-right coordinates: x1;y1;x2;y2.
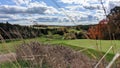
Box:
0;37;119;60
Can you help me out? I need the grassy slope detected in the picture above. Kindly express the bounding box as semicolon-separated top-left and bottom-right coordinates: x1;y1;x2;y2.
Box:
43;38;120;61
46;39;120;54
0;37;120;67
0;37;119;60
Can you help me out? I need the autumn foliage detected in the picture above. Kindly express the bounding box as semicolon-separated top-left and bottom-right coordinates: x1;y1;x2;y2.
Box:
88;19;108;39
88;6;120;40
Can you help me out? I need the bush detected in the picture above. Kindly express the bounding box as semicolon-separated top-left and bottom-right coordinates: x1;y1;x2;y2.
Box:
16;42;97;68
63;33;76;40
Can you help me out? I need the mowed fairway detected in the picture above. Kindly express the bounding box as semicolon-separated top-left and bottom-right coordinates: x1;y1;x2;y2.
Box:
0;37;120;55
49;39;120;54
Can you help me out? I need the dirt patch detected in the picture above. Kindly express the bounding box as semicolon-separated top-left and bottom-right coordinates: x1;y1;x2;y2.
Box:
0;53;16;63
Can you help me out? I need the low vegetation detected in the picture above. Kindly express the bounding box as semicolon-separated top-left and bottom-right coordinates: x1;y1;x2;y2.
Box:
16;42;98;68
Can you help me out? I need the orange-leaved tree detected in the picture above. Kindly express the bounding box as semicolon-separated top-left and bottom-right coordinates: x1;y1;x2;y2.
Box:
88;19;108;39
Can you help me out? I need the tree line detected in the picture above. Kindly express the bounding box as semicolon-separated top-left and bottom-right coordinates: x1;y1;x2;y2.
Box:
0;22;92;40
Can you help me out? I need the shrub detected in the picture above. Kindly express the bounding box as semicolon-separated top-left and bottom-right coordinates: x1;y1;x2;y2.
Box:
63;33;76;40
16;42;97;68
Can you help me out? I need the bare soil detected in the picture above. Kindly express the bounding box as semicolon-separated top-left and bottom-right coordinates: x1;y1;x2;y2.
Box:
0;53;16;63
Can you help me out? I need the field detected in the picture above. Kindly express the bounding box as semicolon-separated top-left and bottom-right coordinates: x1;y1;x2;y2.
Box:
0;37;119;59
0;37;120;68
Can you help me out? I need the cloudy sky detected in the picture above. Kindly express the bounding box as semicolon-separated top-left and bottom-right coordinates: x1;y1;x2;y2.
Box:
0;0;120;25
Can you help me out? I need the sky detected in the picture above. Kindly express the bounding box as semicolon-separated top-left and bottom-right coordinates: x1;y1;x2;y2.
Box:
0;0;120;26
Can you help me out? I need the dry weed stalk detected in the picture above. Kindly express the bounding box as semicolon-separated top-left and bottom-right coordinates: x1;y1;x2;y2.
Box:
16;42;98;68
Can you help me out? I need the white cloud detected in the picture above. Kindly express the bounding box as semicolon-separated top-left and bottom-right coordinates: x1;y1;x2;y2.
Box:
0;1;59;24
65;5;85;11
0;5;47;14
28;1;47;7
13;0;31;6
0;5;26;14
45;7;59;14
59;0;99;4
0;14;14;18
59;0;120;21
60;0;120;11
108;0;120;10
83;4;103;10
0;0;120;25
0;1;59;15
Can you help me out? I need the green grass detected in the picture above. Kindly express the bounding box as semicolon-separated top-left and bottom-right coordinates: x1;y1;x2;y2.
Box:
1;37;120;67
59;39;119;53
0;38;39;53
37;38;120;54
0;37;119;59
0;60;31;68
0;37;120;54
